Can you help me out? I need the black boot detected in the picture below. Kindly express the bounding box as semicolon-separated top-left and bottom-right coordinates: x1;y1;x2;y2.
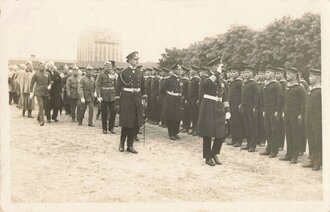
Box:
119;140;125;152
127;146;138;154
22;110;26;117
28;110;33;118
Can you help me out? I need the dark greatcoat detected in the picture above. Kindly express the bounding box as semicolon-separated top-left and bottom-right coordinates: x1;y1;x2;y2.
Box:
197;77;229;138
160;74;183;121
48;70;62;109
116;66;146;128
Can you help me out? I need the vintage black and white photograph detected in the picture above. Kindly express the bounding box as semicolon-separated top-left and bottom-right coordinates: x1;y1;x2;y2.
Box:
0;0;329;211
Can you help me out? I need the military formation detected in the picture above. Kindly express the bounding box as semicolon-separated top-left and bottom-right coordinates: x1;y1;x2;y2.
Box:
8;52;322;170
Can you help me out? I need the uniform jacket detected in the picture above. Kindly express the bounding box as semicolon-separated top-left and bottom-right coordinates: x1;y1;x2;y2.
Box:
306;86;321;113
241;79;258;108
285;83;306;114
188;76;200;104
95;72;116;101
30;70;51;97
262;80;282;112
228;78;243;106
66;76;79;99
78;76;95;102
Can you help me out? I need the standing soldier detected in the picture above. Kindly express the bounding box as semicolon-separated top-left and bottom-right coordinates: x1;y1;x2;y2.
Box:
197;58;231;166
29;61;51;126
78;65;95;127
226;66;243;147
161;64;183;140
260;65;282;158
66;65;80;122
240;67;259;152
255;69;266;146
302;69;322;171
145;68;153;123
150;67;162;125
279;67;306;164
62;65;71;115
298;71;309;156
275;68;287;151
187;65;200;136
158;68;170;128
115;51;146;154
180;66;191;133
21;61;35;118
96;61;117;134
47;62;62;122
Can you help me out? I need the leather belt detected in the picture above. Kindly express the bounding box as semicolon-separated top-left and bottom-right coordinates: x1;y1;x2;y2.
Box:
123;87;141;92
101;87;115;90
204;94;222;102
166;91;181;96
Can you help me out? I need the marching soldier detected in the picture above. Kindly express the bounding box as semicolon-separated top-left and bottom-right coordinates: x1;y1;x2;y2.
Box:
29;61;51;126
275;68;287;151
187;65;200;136
66;65;80;122
160;64;183;140
302;68;322;171
149;67;162;125
260;65;282;158
226;66;243;147
115;51;147;154
96;61;117;134
279;67;306;164
197;58;231;166
180;66;191;133
78;65;95;127
240;67;259;152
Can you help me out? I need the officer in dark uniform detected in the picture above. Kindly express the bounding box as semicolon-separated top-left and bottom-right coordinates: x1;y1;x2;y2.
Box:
180;66;191;133
255;69;266;146
187;65;200;136
150;67;162;125
145;68;153;122
279;67;306;164
275;68;287;151
197;58;231;166
226;66;243;147
158;68;170;128
160;64;183;140
260;65;282;158
95;61;117;134
115;51;146;154
302;68;321;171
240;67;259;152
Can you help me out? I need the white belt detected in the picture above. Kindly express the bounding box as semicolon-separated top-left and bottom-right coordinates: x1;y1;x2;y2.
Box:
102;87;115;90
166;91;181;96
204;94;222;102
123;87;141;92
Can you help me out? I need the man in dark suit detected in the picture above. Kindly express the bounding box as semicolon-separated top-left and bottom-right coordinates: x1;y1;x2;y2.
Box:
197;58;231;166
161;64;183;140
115;51;146;154
188;65;200;136
47;62;62;122
302;69;322;171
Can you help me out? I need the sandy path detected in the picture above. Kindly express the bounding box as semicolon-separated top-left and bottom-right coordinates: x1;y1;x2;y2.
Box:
10;105;322;202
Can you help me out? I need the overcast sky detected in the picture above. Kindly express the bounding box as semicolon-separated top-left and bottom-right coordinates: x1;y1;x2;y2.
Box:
0;0;322;63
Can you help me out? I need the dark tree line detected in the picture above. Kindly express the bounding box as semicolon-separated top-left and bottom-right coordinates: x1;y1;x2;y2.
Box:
158;13;321;74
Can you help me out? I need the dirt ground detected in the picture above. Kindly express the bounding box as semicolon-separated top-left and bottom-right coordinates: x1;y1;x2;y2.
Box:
9;104;322;202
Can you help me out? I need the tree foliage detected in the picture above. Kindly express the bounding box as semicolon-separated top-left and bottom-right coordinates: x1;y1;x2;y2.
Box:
158;13;321;73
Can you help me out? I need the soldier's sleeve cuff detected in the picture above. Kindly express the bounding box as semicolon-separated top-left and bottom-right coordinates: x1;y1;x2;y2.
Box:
115;96;120;100
223;101;229;108
209;75;217;82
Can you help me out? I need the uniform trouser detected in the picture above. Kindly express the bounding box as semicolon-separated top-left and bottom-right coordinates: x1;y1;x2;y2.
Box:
70;98;79;120
284;110;301;160
101;100;116;131
230;102;243;144
36;96;49;123
242;106;257;149
264;107;280;155
203;137;224;159
78;101;94;125
121;127;138;147
256;110;265;144
9;92;14;104
190;101;199;132
182;102;191;130
278;117;285;148
299;115;307;153
51;106;59;120
167;120;180;137
150;98;160;122
305;111;322;167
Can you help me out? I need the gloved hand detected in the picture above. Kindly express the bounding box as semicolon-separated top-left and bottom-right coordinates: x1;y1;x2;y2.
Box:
47;84;52;90
282;112;285;121
29;93;34;99
94;91;97;98
225;112;231;120
263;111;265;117
298;114;302;125
97;97;103;102
238;104;243;113
81;98;85;103
274;112;281;121
142;99;147;108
